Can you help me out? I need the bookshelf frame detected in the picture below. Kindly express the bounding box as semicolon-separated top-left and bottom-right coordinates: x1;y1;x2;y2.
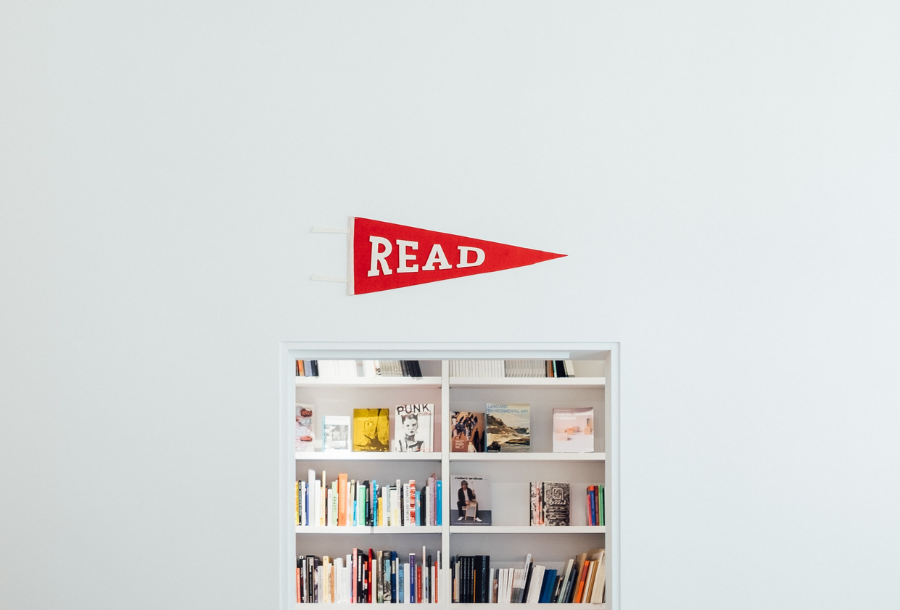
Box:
279;342;620;610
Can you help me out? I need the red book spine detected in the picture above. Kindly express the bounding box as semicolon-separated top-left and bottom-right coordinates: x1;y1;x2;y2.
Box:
296;566;301;603
417;565;423;602
369;549;375;603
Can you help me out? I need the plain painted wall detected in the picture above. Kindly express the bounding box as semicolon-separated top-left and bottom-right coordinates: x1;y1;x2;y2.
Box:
2;1;899;609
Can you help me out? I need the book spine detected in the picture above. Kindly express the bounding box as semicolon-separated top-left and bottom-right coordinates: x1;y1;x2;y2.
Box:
410;554;416;603
436;480;442;526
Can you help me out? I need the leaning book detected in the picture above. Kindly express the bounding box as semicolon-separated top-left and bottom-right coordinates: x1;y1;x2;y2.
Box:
451;411;486;452
393;404;434;452
295;403;315;452
451;474;492;525
485;404;530;453
322;415;351;451
552;407;594;452
353;408;390;452
541;482;571;526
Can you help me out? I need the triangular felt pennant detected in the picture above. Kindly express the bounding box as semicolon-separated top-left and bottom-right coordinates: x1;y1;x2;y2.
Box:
348;217;565;295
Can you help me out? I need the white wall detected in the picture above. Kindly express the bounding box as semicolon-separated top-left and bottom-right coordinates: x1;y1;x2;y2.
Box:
2;2;899;609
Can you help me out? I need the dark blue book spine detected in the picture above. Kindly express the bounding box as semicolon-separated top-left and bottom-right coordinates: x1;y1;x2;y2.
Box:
416;490;422;526
391;551;398;602
541;570;557;603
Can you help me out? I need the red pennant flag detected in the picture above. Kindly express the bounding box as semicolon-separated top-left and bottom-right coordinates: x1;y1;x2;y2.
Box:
349;217;566;295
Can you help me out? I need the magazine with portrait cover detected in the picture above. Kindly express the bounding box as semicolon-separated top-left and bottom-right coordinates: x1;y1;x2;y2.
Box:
450;411;485;452
392;404;434;452
485;403;530;453
451;474;491;525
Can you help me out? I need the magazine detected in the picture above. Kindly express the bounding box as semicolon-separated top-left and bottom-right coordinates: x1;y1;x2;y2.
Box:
451;474;491;525
393;404;434;452
295;403;314;452
353;408;390;452
485;404;530;453
322;415;351;451
552;407;594;452
451;411;485;452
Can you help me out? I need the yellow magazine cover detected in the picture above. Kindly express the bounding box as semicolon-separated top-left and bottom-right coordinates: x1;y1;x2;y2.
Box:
353;408;390;451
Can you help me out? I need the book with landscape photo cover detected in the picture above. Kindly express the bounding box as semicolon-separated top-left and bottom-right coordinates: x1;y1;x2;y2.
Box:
552;407;594;452
485;404;530;453
393;404;434;452
353;409;390;452
450;411;485;452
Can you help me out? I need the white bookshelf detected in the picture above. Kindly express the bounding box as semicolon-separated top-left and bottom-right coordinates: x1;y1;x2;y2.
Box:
282;346;617;610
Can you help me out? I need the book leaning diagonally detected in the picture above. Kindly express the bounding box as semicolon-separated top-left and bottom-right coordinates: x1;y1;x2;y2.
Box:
588;548;606;604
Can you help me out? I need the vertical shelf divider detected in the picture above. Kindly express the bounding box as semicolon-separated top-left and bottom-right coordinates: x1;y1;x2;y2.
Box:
440;359;451;604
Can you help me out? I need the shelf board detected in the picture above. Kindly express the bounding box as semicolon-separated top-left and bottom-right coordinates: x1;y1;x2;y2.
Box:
449;452;604;462
449;377;606;389
296;452;443;462
296;526;442;534
297;603;444;610
449;526;605;534
296;376;442;389
450;604;606;610
294;604;601;608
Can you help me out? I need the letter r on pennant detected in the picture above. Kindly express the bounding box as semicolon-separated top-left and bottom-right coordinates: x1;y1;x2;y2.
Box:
368;236;392;276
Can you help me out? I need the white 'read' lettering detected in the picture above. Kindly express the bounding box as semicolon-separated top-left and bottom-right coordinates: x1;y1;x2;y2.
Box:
457;246;485;268
396;240;419;273
368;236;393;277
422;244;452;270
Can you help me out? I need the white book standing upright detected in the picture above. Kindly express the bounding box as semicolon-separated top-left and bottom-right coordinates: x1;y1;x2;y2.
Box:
281;343;618;610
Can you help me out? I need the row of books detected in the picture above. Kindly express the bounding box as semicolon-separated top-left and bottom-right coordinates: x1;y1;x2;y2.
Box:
586;485;605;526
297;547;442;604
296;470;442;527
297;360;423;378
448;360;576;378
297;406;435;453
451;550;606;604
